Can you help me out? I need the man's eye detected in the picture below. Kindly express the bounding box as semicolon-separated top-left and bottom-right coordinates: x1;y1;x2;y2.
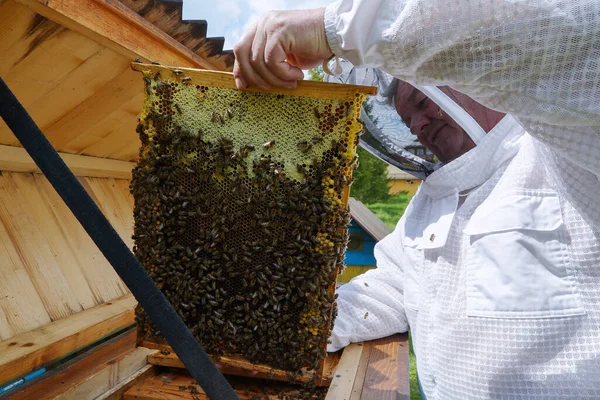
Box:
416;97;428;109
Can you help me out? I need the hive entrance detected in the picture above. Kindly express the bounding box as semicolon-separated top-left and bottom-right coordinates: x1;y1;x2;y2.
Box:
131;63;372;374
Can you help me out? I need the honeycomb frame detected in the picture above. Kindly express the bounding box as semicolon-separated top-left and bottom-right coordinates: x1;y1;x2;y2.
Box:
130;63;376;377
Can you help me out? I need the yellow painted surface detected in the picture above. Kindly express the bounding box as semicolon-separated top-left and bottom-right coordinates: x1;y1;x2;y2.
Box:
388;179;421;196
337;266;375;283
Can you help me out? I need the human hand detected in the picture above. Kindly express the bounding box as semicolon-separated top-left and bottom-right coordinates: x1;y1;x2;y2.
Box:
233;8;333;91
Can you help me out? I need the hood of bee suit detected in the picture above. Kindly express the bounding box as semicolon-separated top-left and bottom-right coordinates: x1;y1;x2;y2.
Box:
322;59;487;180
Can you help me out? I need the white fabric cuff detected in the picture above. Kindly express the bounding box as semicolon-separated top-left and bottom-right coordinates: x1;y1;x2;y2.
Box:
324;3;344;58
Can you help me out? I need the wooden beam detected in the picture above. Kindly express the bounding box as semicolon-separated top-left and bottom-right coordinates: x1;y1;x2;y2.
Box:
14;0;220;70
325;343;365;400
9;328;155;400
361;334;410;400
0;294;137;387
96;364;155;400
0;145;135;179
144;338;341;386
131;63;378;100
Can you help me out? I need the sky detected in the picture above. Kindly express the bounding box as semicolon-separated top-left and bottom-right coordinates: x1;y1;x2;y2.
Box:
182;0;332;51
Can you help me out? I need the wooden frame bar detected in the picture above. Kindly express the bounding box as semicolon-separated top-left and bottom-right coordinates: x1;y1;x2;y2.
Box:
0;294;137;387
14;0;220;70
0;145;135;179
143;339;342;387
130;63;378;99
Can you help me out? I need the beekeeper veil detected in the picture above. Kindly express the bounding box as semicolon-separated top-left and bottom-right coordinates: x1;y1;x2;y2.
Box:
323;59;487;180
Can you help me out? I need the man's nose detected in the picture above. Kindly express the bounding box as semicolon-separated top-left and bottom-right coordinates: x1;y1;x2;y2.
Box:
410;111;430;136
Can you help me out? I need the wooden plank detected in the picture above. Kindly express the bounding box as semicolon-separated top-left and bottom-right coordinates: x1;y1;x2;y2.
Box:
361;334;410;400
55;347;155;400
114;179;135;211
123;370;315;400
0;294;136;387
0;172;83;321
0;144;135;178
10;172;97;311
325;343;365;400
39;66;142;151
8;328;145;399
83;177;135;249
77;92;144;159
131;63;378;100
2;26;103;109
97;364;155;400
0;47;131;147
0;207;52;340
0;1;65;77
34;175;128;303
14;0;220;70
350;344;372;400
144;340;339;386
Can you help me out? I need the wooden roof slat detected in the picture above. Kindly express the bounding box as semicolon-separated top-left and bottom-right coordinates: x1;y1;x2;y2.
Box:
348;198;393;241
119;0;235;71
14;0;220;70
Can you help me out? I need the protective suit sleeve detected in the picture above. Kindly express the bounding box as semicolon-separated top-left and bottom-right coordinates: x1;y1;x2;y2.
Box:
324;0;600;178
328;226;409;352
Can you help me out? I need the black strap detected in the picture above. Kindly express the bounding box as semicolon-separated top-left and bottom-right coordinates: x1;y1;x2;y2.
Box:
0;77;239;400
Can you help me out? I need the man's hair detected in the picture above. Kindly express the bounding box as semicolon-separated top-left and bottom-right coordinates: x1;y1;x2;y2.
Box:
382;77;400;106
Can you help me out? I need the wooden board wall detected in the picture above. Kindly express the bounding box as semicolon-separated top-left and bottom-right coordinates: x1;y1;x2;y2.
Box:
0;171;134;341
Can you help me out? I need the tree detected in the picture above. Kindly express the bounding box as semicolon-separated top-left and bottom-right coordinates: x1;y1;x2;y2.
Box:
307;66;324;82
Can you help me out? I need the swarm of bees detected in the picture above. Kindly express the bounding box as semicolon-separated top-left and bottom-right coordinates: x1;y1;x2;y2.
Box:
131;66;367;374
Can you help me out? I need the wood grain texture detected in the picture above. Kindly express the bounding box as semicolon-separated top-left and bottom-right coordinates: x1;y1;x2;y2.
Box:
14;0;220;70
143;339;340;387
8;328;154;400
123;370;314;400
361;334;410;400
0;144;135;179
0;294;136;387
131;63;378;99
35;175;129;303
325;343;364;400
83;177;135;249
0;211;51;340
97;364;155;400
0;172;83;321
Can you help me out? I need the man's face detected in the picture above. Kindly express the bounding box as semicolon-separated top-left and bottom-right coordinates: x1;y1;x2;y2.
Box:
395;82;476;163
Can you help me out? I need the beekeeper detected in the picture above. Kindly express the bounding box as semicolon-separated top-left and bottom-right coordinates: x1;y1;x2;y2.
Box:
233;2;600;399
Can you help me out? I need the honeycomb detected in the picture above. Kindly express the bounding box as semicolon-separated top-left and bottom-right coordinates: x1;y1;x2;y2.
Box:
131;64;369;373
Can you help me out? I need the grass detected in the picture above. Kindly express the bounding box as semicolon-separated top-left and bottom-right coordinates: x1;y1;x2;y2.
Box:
364;192;412;230
364;192;421;400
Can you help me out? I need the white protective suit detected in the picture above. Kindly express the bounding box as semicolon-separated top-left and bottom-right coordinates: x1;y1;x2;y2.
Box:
324;1;600;399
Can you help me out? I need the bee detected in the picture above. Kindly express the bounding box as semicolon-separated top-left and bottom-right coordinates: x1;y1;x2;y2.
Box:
134;58;143;63
345;103;352;116
174;104;182;114
263;140;275;149
172;68;183;75
364;282;369;287
364;312;369;319
151;61;161;65
153;70;161;81
226;109;233;119
181;76;192;84
313;107;320;119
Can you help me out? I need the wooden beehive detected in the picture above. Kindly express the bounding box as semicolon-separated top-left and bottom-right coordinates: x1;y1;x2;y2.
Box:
130;63;376;383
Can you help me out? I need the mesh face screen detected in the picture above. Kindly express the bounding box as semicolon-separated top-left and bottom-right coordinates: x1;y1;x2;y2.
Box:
131;65;368;372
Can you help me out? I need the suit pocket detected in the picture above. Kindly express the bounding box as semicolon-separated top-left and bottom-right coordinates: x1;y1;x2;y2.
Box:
463;192;585;319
